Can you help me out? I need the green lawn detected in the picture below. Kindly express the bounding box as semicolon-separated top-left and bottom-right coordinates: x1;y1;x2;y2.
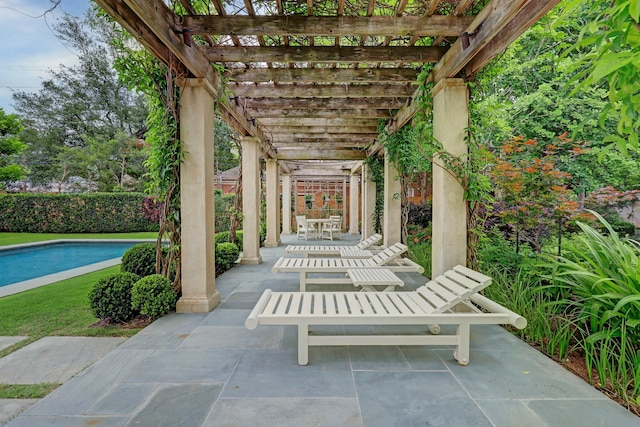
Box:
0;232;158;246
0;232;156;356
0;265;142;357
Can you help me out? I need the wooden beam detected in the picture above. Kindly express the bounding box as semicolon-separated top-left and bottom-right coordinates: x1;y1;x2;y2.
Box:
120;0;216;82
463;0;563;78
264;126;378;134
239;97;404;109
258;117;378;127
275;148;367;161
271;135;375;143
98;0;276;158
248;108;392;119
289;168;353;177
95;0;187;76
226;67;419;83
382;0;560;145
204;46;447;64
273;143;369;151
184;15;475;37
232;84;415;98
431;0;530;82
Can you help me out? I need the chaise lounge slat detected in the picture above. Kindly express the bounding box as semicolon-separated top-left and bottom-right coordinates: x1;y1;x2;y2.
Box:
272;242;421;291
246;265;527;365
285;233;383;258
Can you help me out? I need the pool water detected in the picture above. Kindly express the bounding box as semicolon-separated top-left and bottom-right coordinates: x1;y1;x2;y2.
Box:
0;242;138;287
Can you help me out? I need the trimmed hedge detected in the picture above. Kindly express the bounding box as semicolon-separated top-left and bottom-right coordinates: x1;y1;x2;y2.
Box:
0;193;160;233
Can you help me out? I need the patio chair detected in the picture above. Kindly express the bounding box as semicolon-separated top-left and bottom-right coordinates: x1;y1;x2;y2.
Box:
272;242;421;291
321;215;342;240
295;215;316;240
284;233;384;258
246;265;527;365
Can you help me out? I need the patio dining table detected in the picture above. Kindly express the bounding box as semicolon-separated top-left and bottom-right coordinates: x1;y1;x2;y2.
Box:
306;218;330;239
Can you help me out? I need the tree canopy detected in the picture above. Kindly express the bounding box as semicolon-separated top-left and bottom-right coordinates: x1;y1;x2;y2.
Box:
0;108;26;186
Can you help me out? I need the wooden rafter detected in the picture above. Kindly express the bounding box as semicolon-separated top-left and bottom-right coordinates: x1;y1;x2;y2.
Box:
183;15;474;37
238;97;405;110
248;108;392;118
232;83;415;98
204;46;446;64
97;0;563;163
227;67;419;83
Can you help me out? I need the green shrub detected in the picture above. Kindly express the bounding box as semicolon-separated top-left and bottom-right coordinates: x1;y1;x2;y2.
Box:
543;211;640;403
610;220;636;236
215;192;236;232
216;242;239;275
0;193;159;233
121;243;162;277
131;274;177;320
215;230;243;252
215;231;230;245
88;272;140;322
234;230;243;251
407;241;431;280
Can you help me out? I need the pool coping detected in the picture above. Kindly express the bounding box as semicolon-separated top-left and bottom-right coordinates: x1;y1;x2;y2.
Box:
0;239;156;298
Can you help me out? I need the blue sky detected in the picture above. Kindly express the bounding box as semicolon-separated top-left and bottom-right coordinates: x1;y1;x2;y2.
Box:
0;0;91;114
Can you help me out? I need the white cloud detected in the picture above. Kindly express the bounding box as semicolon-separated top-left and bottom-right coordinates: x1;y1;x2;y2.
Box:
0;0;89;113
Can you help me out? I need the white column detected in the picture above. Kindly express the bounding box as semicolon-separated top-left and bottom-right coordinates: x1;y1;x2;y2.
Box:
349;173;360;234
362;164;377;239
342;178;347;219
432;78;468;277
264;158;281;247
281;173;292;234
240;136;262;265
176;78;219;313
383;150;401;247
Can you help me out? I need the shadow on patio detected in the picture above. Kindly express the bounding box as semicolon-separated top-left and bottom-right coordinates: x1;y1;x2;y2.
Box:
7;234;639;427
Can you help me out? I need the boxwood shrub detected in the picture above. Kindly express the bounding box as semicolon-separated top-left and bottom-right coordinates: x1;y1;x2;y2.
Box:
216;242;239;275
88;272;140;322
121;243;169;277
0;193;160;233
215;230;243;251
131;274;177;320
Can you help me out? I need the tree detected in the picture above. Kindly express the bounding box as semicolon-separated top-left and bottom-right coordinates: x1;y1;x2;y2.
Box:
87;132;149;191
563;0;640;153
12;8;147;190
0;108;27;186
490;134;588;254
214;118;240;173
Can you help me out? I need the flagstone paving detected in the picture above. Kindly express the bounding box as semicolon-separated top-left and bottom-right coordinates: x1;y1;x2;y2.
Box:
2;234;639;426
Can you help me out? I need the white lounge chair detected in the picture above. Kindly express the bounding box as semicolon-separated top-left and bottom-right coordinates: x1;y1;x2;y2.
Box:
321;215;342;240
272;242;421;291
295;215;316;240
285;233;383;258
246;265;527;365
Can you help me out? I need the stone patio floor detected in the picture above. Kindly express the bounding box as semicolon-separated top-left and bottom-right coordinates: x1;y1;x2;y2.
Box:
4;233;640;426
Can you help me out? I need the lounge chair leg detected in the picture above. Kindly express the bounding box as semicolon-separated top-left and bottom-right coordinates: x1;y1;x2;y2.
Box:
454;323;470;366
300;272;307;292
298;323;309;365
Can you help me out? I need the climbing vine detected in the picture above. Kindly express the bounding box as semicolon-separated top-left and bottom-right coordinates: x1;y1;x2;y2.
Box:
108;18;184;292
410;67;494;269
363;155;384;234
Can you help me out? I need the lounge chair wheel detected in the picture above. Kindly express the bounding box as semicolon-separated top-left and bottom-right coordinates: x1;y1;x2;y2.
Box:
453;351;469;366
429;324;441;335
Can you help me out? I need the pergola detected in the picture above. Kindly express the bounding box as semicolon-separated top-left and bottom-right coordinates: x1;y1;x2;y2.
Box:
96;0;560;312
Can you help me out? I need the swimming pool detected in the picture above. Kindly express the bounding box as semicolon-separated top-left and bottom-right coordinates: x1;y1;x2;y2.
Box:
0;240;145;288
